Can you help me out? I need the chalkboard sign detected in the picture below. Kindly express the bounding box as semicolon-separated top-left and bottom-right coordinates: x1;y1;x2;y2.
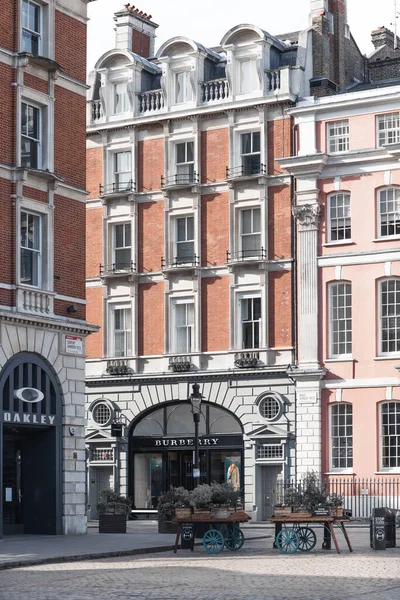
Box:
181;523;195;542
312;507;331;517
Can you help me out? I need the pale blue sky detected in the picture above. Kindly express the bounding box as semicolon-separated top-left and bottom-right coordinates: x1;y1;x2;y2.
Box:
88;0;396;72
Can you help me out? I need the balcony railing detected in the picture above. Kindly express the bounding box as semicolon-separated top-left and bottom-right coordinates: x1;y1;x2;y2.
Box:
106;359;133;376
265;67;291;94
201;78;229;103
226;248;267;262
169;356;193;372
161;173;199;188
137;89;164;114
225;164;266;179
92;99;103;122
99;181;135;196
161;254;199;270
234;351;260;369
18;288;52;315
100;262;136;277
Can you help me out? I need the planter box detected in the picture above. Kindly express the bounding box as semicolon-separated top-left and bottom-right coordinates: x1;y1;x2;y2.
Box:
193;508;212;515
273;507;293;517
292;511;313;519
331;506;344;517
175;508;192;519
211;507;230;519
99;514;127;533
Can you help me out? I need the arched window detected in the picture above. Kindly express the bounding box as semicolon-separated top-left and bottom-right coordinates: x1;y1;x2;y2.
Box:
328;281;352;358
380;402;400;470
330;403;353;471
378;187;400;238
379;278;400;355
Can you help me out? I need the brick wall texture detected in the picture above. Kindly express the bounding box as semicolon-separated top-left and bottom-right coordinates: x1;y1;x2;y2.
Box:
137;138;164;192
201;192;229;266
137;200;164;272
86;147;103;200
86;208;103;279
201;276;230;352
55;10;86;82
86;287;103;358
268;117;292;175
268;270;292;348
268;185;292;260
138;282;164;355
54;87;86;189
201;129;229;183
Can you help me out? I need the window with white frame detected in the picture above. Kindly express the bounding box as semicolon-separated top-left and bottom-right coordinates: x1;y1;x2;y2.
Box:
239;59;258;94
171;300;194;354
20;210;41;286
378;187;400;238
176;142;194;183
240;207;261;258
381;401;400;469
175;216;194;264
22;0;41;55
110;306;131;357
240;297;261;349
377;113;400;147
329;282;352;357
328;193;351;242
257;445;283;459
113;223;131;270
241;132;261;175
113;82;129;114
327;120;349;154
175;71;192;104
114;151;131;191
380;278;400;354
21;102;40;169
330;403;353;470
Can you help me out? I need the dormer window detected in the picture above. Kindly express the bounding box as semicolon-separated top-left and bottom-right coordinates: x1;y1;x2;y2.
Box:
114;82;129;114
240;59;258;94
175;71;192;104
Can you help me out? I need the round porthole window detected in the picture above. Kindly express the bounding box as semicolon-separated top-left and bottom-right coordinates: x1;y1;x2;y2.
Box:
92;402;112;427
258;394;282;421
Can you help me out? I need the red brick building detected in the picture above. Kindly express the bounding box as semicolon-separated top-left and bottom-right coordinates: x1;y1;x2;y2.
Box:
0;0;97;536
85;2;364;519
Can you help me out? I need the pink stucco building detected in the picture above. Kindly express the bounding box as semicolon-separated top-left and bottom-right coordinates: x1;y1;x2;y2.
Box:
280;81;400;486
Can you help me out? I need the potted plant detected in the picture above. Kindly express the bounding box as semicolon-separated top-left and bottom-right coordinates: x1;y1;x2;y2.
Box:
210;482;241;519
273;503;293;517
173;487;192;519
97;489;131;534
328;493;344;517
157;487;180;534
189;483;213;514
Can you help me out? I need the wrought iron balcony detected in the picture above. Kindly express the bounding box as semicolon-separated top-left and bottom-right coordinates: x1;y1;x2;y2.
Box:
161;254;199;270
169;356;193;372
225;164;266;179
100;262;136;277
99;181;135;196
106;359;133;376
160;173;199;188
226;248;267;263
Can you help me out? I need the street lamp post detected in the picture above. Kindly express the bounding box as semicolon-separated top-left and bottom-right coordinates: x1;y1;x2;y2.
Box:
189;383;203;483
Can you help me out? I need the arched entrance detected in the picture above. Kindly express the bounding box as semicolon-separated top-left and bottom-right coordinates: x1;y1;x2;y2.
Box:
129;401;244;509
0;352;63;535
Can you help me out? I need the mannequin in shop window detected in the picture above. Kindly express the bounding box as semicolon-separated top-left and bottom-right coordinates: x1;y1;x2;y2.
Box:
227;461;240;491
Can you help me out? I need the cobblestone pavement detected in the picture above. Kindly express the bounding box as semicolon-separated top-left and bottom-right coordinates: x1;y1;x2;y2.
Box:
0;529;399;600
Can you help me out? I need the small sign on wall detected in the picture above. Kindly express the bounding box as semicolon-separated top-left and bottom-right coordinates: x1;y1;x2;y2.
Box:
65;335;83;355
297;391;318;405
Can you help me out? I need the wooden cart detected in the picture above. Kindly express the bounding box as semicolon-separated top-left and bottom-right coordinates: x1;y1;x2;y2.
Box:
268;515;353;555
173;511;251;554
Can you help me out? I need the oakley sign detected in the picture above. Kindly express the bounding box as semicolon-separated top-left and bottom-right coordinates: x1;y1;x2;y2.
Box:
13;388;44;403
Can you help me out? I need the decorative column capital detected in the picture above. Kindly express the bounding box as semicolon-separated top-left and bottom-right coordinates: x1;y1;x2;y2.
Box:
292;203;321;230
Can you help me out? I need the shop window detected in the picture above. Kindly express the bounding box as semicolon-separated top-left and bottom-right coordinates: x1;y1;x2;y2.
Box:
328;282;352;358
380;278;400;354
330;403;353;470
377;113;400;147
21;102;40;169
327;120;349;154
22;0;41;55
241;131;261;175
380;401;400;470
239;59;258;94
328;193;351;242
378;187;400;238
240;207;261;258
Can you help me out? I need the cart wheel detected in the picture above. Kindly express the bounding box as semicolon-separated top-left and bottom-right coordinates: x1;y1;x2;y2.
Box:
224;526;244;551
203;529;225;554
276;528;299;554
297;527;317;552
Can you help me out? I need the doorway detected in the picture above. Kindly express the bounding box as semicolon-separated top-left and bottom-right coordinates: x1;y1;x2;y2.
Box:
88;467;114;519
2;425;58;534
260;465;282;520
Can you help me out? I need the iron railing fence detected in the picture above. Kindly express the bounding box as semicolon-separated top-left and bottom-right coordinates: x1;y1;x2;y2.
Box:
276;478;400;519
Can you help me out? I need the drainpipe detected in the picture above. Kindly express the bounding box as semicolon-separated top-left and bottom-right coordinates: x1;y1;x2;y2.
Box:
291;123;299;482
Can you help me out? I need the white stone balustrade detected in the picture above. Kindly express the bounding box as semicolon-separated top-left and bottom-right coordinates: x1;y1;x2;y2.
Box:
92;99;103;121
18;288;53;315
137;89;164;113
201;78;229;103
265;66;291;95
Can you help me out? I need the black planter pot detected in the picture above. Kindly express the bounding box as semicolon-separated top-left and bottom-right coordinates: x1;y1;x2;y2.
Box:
99;514;127;533
158;516;177;534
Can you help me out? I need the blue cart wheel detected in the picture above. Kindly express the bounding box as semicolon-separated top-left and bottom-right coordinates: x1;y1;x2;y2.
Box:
224;526;244;551
276;528;299;554
203;529;225;554
297;527;317;552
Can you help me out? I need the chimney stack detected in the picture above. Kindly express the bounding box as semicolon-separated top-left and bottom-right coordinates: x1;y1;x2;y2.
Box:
114;5;158;59
371;27;398;50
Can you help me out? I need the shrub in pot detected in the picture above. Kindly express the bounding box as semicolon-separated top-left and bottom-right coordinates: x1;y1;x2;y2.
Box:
97;489;132;533
189;484;213;513
158;486;189;533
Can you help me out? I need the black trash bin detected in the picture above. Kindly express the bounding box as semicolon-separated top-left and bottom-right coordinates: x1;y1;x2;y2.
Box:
370;507;396;549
